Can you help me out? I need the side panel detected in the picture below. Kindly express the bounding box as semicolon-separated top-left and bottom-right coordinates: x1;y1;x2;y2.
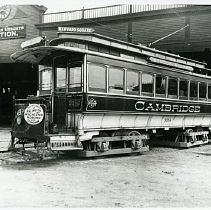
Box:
85;95;209;114
12;103;46;139
78;114;211;131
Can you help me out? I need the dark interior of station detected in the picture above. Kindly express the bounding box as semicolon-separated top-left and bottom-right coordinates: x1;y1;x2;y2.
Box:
0;63;38;125
180;49;211;69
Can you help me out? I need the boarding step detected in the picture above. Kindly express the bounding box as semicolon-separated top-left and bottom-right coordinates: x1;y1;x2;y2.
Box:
49;134;82;151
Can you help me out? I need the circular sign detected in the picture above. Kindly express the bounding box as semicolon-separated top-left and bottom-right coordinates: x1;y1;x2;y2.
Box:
0;5;11;20
24;104;44;125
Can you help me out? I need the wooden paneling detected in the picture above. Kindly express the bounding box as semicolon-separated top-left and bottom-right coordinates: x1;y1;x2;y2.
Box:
132;16;185;45
190;13;211;42
94;22;128;42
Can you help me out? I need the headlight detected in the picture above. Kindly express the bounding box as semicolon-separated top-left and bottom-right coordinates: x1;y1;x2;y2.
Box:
17;116;22;125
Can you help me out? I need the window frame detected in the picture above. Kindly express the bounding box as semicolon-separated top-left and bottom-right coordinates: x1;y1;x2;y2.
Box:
199;82;207;100
88;62;107;93
68;61;83;92
208;83;211;101
108;66;125;95
54;55;68;93
126;69;140;95
141;72;154;97
179;78;188;100
39;66;52;95
189;80;198;101
167;76;178;99
155;74;166;98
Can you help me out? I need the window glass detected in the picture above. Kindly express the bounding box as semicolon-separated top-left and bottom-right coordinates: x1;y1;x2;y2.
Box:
88;44;99;52
199;82;206;99
208;84;211;99
99;47;109;54
190;81;198;99
88;63;106;92
108;67;124;94
68;62;82;92
40;68;52;91
179;79;188;98
126;70;139;95
141;73;153;94
156;75;166;95
55;56;67;91
168;77;178;97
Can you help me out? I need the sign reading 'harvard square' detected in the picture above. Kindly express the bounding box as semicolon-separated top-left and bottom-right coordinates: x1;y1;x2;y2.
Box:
0;24;26;40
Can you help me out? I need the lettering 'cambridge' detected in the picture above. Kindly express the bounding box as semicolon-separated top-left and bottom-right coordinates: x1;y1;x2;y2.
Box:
135;101;200;113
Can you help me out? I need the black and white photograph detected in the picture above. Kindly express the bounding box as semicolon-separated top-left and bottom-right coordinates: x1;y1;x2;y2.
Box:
0;0;211;208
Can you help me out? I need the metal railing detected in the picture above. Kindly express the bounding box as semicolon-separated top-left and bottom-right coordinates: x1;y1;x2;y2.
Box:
43;4;187;23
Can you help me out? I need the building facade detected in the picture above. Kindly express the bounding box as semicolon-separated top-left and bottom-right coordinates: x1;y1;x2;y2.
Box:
0;5;46;124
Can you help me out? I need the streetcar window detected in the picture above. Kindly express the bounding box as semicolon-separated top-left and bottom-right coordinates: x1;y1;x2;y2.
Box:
190;81;198;99
126;70;139;95
208;84;211;100
168;77;178;98
156;75;166;96
141;73;153;95
55;56;67;92
179;79;188;99
88;63;106;92
99;46;109;54
68;62;82;92
199;82;207;99
108;67;124;94
39;66;52;94
88;44;99;52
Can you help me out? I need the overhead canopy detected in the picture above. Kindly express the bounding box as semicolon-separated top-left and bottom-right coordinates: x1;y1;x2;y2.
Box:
10;46;83;64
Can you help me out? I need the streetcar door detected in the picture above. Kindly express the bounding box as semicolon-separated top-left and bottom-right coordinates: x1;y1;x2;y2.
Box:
52;53;83;130
53;56;68;129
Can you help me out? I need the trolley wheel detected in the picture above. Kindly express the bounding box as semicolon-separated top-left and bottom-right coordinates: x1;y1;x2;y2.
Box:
128;130;143;149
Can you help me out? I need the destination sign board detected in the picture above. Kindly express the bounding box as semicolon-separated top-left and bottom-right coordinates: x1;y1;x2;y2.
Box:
0;24;26;40
58;27;94;33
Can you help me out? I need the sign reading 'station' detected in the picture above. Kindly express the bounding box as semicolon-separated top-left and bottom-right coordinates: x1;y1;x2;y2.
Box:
0;25;26;40
58;27;95;33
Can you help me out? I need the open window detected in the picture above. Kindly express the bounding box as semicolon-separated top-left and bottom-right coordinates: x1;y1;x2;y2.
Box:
156;74;166;97
190;81;198;100
168;77;178;98
199;82;207;100
208;84;211;101
179;79;188;100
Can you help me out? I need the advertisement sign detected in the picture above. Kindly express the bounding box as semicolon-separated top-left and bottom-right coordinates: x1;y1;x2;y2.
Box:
0;24;26;40
24;104;44;125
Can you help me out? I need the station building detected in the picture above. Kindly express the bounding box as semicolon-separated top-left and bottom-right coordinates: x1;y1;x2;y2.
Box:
0;5;46;124
1;4;211;125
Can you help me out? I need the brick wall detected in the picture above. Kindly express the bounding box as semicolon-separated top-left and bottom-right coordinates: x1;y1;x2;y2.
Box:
0;5;45;63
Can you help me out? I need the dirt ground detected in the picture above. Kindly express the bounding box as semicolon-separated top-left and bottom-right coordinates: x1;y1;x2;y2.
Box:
0;144;211;208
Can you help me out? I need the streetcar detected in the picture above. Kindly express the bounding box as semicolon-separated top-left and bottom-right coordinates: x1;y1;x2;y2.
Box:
10;27;211;157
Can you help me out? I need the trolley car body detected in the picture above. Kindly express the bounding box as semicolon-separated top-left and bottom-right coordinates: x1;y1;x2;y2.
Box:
10;28;211;156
